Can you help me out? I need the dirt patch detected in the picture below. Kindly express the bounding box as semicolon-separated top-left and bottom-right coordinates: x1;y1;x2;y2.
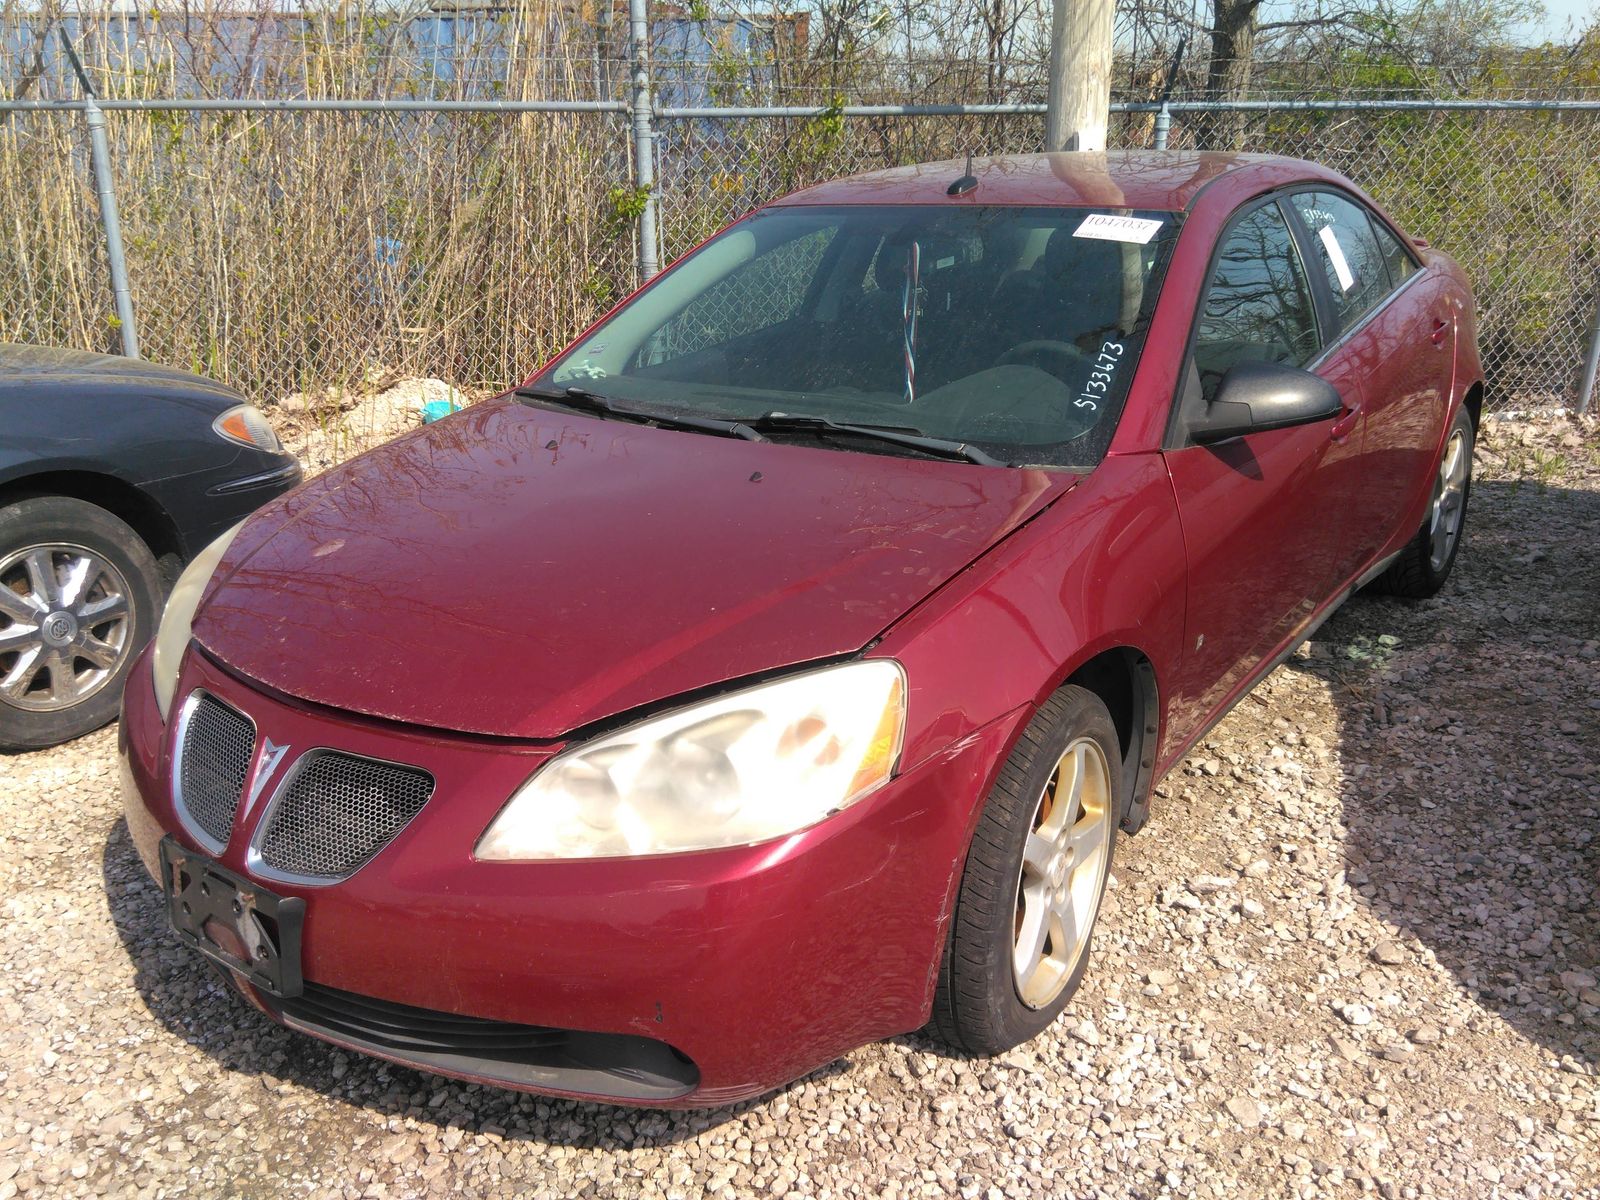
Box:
273;377;479;474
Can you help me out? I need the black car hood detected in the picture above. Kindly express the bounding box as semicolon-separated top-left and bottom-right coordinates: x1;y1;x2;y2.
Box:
0;343;243;407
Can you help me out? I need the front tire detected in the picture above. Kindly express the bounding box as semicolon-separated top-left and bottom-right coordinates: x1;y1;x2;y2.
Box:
930;686;1120;1056
1375;406;1474;599
0;496;163;751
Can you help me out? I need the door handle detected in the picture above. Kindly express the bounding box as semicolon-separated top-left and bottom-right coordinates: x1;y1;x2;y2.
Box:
1430;318;1450;347
1331;403;1361;440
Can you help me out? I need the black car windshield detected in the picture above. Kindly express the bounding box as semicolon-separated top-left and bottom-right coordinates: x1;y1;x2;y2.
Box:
535;204;1182;467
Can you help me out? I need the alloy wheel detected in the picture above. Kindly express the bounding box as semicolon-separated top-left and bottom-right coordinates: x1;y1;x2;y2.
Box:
1428;428;1470;572
1012;737;1114;1009
0;543;134;712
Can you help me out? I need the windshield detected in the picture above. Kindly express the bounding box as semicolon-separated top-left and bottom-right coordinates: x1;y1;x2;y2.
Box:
537;204;1182;467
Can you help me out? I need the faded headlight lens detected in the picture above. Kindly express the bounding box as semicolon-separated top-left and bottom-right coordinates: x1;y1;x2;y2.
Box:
475;660;906;861
150;523;244;721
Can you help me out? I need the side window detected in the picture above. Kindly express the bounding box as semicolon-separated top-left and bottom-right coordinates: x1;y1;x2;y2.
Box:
1366;213;1419;290
1289;191;1393;332
1192;203;1321;402
648;226;837;363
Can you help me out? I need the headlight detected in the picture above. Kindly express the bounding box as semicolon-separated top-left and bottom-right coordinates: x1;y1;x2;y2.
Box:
213;404;283;453
475;660;906;861
151;523;244;721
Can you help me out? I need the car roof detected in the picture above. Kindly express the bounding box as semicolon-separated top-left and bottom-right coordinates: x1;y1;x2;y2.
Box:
772;150;1335;212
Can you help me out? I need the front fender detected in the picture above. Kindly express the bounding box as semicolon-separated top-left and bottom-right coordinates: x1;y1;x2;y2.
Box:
874;452;1186;775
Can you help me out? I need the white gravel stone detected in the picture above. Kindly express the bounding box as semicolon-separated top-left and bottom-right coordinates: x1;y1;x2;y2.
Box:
1225;1096;1264;1128
1370;940;1408;965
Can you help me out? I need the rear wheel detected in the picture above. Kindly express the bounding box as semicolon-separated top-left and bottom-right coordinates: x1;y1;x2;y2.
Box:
1374;407;1473;599
0;497;163;751
930;686;1120;1056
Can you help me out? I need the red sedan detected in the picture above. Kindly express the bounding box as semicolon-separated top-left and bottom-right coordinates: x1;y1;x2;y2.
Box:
118;151;1480;1106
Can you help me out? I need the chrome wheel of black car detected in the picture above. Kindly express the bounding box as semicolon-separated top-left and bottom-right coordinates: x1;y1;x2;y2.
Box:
0;497;163;751
0;543;134;710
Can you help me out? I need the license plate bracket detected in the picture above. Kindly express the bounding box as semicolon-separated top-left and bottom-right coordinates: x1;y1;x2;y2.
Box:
160;836;305;998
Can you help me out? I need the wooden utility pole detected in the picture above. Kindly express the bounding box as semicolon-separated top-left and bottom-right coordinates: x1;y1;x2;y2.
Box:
1045;0;1114;152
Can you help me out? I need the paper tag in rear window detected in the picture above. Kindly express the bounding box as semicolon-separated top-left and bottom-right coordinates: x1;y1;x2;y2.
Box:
1073;214;1165;244
1319;225;1357;292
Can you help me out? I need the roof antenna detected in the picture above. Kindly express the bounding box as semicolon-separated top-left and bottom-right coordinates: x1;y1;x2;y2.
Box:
948;152;978;196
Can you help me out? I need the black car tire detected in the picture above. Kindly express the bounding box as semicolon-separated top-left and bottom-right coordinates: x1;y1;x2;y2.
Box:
1374;406;1474;599
0;496;164;751
930;685;1121;1056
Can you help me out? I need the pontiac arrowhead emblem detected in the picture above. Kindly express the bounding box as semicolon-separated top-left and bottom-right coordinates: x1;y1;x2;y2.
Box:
246;737;292;813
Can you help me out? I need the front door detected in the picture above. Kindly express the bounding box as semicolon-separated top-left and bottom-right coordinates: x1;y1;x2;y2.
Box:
1161;198;1365;748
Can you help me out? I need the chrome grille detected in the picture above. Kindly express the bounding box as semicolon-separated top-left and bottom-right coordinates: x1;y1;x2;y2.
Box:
175;693;255;849
254;752;434;881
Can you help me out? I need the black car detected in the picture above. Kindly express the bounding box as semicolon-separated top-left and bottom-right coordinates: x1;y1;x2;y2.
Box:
0;344;301;750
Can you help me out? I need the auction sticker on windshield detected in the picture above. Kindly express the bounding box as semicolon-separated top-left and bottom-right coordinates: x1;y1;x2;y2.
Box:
1073;214;1165;244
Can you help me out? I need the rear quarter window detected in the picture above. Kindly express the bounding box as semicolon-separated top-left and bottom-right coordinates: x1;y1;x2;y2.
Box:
1367;215;1419;290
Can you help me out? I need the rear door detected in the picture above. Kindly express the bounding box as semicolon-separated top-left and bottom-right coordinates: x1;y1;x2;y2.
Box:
1161;197;1366;747
1285;190;1451;567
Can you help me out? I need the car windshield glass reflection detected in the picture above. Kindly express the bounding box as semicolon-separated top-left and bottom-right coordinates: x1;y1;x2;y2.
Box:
534;205;1182;468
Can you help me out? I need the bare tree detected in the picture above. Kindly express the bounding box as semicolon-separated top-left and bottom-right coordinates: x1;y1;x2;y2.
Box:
1119;0;1404;144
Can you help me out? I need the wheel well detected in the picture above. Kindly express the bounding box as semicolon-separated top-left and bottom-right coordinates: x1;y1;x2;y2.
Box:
1064;648;1159;834
0;470;185;579
1462;381;1484;431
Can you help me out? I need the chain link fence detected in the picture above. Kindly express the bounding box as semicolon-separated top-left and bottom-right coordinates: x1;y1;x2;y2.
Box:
1165;102;1600;413
2;18;1597;440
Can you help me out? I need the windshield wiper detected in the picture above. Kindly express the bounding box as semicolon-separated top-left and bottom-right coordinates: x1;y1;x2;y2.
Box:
747;412;1004;466
515;385;765;443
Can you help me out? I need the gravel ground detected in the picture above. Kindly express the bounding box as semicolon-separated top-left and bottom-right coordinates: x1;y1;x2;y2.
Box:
1;415;1596;1200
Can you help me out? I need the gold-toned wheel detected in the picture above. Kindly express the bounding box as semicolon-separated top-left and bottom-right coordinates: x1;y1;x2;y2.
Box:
1011;736;1114;1009
1428;427;1470;572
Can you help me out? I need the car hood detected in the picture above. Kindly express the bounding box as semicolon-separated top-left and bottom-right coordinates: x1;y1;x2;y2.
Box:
0;342;243;409
193;398;1076;739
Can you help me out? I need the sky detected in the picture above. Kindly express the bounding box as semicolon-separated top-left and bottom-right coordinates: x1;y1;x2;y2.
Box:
1248;0;1595;45
1524;0;1597;39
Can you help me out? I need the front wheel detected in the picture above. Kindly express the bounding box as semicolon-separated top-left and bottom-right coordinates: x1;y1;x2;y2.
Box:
1375;406;1474;599
930;685;1120;1056
0;496;163;751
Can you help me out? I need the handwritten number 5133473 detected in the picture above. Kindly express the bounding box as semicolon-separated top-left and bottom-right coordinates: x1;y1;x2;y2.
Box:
1074;341;1125;411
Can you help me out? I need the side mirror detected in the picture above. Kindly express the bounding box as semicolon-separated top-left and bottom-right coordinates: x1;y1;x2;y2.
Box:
1190;360;1345;445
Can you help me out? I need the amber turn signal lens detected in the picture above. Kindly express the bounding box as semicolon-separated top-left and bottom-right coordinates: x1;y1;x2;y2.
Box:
212;405;283;453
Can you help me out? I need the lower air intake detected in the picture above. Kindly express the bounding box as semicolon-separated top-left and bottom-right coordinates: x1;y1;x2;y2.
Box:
266;982;699;1101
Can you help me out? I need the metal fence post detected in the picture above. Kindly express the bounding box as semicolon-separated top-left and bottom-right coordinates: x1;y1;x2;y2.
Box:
83;96;139;358
1153;36;1184;151
1575;282;1600;415
60;31;139;357
627;0;660;282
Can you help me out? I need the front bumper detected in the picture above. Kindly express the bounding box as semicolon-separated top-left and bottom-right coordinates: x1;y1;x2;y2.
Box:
118;645;1028;1106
